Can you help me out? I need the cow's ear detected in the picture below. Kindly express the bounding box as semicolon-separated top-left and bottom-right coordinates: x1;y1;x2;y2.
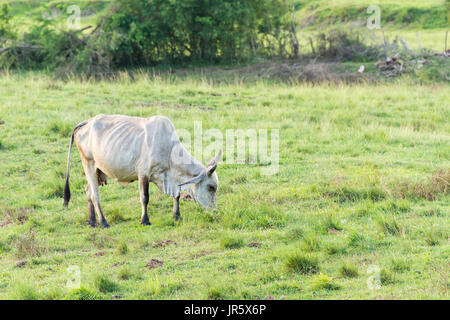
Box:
206;163;217;176
207;149;222;176
178;172;206;187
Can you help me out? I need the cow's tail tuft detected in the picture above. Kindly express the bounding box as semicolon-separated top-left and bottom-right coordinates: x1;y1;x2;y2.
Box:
63;121;88;207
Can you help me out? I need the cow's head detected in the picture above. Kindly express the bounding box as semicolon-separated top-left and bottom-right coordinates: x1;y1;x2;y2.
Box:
178;150;221;210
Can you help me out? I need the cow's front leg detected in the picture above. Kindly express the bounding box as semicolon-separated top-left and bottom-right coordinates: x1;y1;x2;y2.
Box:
139;177;151;226
173;195;181;221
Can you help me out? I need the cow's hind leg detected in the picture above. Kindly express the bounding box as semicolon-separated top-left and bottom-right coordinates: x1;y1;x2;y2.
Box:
138;177;151;226
86;184;96;227
81;158;109;228
173;195;181;221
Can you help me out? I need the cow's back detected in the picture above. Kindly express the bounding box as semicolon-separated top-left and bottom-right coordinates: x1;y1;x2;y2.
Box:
75;114;177;183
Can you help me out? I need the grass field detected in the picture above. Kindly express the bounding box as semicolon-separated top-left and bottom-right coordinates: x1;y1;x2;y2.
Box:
0;71;448;299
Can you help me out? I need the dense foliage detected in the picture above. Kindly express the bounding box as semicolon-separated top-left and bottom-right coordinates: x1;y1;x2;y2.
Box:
0;0;294;75
102;0;289;65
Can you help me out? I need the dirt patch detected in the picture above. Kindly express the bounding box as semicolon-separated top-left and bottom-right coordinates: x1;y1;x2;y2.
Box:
328;228;343;234
1;208;32;226
394;169;449;201
146;259;164;269
15;261;27;268
14;230;43;258
111;262;129;267
153;240;177;248
134;101;213;111
94;251;106;257
248;242;262;247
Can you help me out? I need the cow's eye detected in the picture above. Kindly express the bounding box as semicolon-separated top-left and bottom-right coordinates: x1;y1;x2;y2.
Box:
208;185;216;192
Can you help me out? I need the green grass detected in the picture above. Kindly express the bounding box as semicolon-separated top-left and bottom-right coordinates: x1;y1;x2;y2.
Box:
0;71;448;300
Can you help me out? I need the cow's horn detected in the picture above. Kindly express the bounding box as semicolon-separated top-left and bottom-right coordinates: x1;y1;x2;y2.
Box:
207;149;222;176
178;172;206;187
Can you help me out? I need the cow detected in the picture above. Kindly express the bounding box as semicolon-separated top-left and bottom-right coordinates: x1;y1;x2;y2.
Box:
63;114;221;228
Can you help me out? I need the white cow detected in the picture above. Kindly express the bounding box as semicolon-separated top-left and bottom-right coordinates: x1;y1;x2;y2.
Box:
63;114;221;228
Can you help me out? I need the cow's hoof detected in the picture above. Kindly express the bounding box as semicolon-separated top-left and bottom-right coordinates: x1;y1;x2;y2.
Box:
141;220;151;226
100;221;110;228
173;216;182;222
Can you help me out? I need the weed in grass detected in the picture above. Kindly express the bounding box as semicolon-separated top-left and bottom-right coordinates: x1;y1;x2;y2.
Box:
118;267;132;280
220;233;244;249
87;232;117;249
9;281;40;300
284;252;320;274
380;269;396;285
14;230;43;258
93;274;119;293
376;215;405;236
285;227;304;241
143;277;161;297
48;121;73;137
300;234;321;252
324;242;347;255
109;209;127;223
64;287;99;300
309;274;340;291
231;174;248;184
43;287;64;300
117;241;128;255
323;186;385;203
420;207;442;217
390;257;411;273
42;170;65;199
320;214;343;233
339;263;359;278
376;200;411;214
424;228;443;246
206;286;225;300
347;231;366;248
204;283;234;300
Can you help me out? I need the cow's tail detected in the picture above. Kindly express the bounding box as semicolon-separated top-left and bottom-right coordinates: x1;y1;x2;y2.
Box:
63;121;88;207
